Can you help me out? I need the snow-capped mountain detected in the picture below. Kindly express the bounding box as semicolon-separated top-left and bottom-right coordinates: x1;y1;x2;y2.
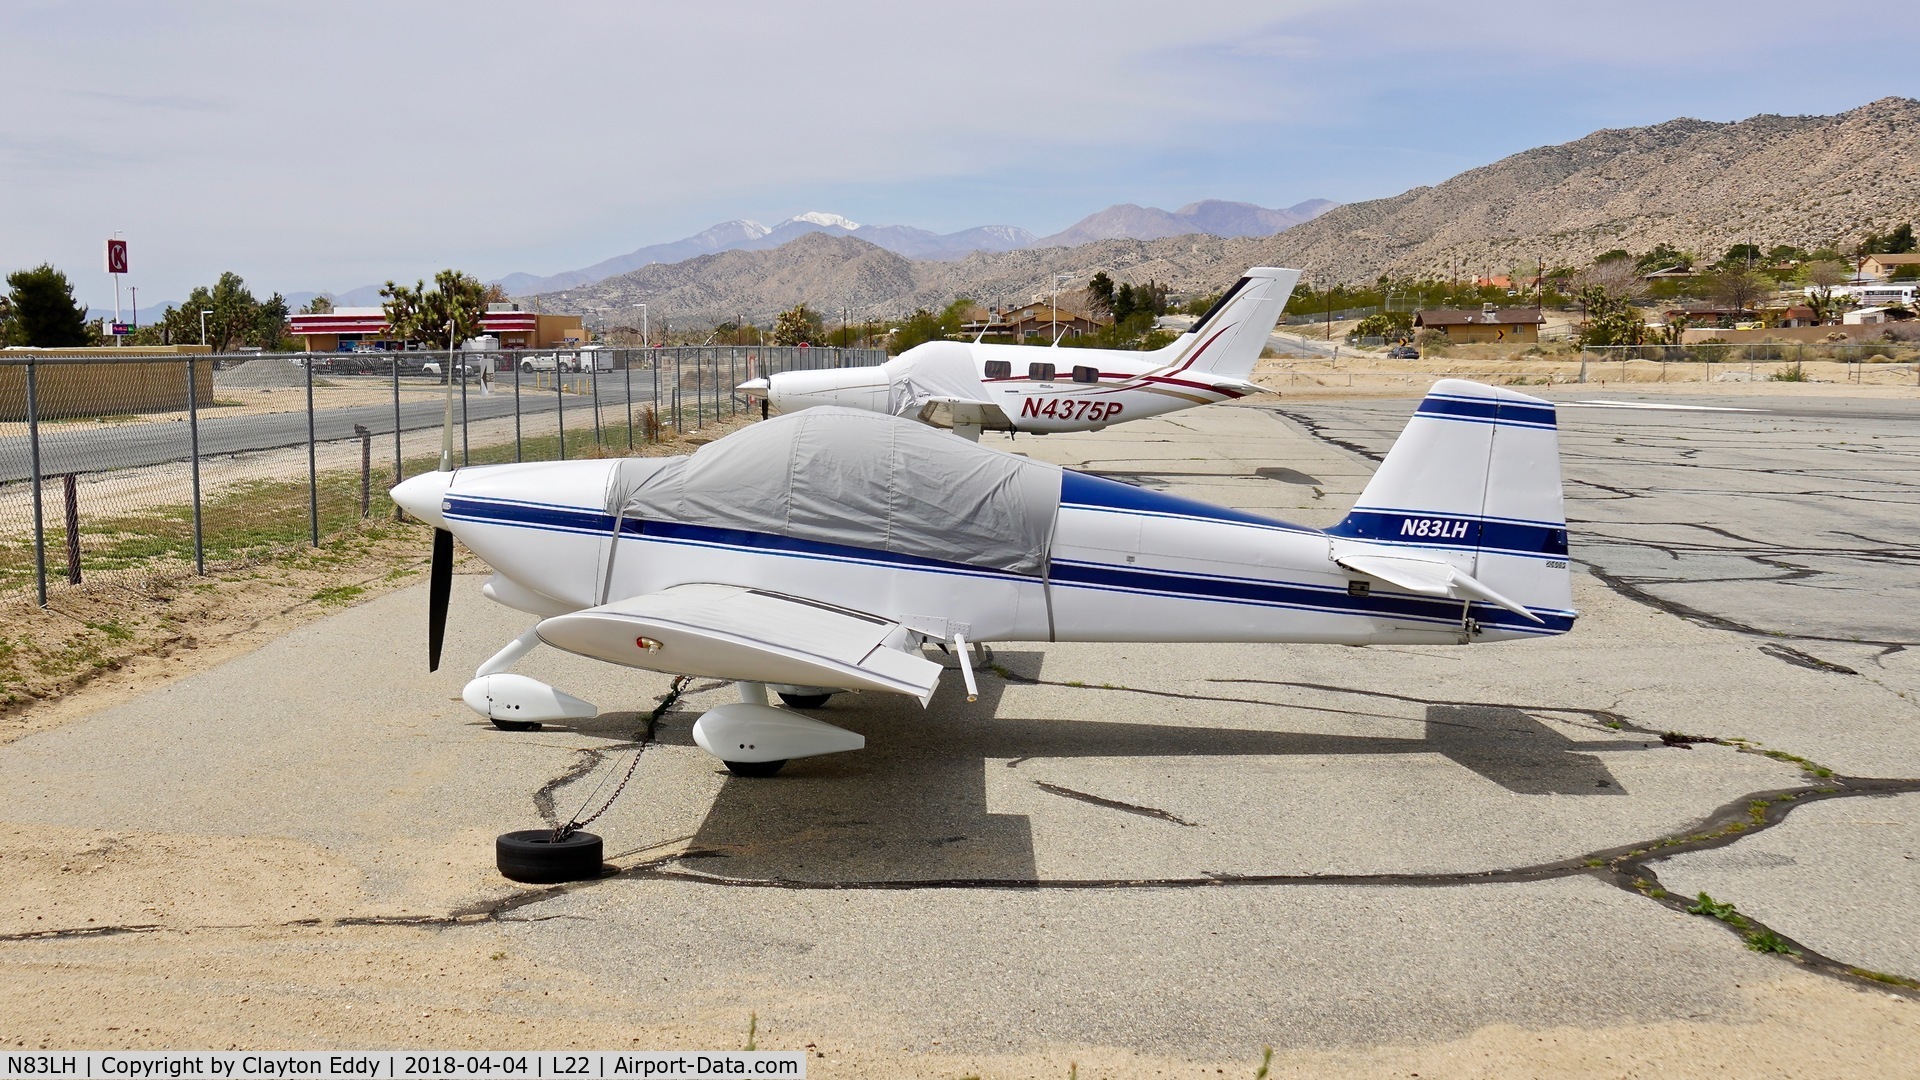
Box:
498;200;1331;295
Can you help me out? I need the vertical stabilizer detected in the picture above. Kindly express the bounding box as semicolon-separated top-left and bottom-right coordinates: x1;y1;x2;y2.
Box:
1166;267;1301;381
1328;380;1574;633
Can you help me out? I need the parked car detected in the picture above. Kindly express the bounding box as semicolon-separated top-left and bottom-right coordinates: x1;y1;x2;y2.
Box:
1386;345;1420;359
422;359;481;381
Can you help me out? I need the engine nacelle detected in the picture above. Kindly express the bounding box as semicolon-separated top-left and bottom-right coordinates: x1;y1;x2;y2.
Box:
691;703;864;763
462;674;598;723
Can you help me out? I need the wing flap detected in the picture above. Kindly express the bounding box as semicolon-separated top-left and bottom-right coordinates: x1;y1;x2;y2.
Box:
1335;554;1543;623
536;583;945;704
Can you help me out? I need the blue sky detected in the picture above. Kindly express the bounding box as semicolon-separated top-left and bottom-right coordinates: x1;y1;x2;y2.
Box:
4;0;1915;307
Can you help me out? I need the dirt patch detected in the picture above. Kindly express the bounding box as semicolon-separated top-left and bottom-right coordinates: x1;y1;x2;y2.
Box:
1253;354;1920;398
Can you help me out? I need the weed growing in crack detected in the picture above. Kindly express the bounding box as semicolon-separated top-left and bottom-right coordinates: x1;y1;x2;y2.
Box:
1254;1046;1273;1079
1759;748;1835;777
1688;892;1746;927
1745;928;1797;954
744;1011;757;1052
1849;967;1920;990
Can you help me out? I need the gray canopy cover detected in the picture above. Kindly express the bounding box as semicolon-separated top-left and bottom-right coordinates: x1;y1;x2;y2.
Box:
884;341;993;418
605;406;1063;576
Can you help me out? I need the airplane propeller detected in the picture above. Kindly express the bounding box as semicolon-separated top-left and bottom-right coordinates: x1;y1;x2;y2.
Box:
428;525;453;671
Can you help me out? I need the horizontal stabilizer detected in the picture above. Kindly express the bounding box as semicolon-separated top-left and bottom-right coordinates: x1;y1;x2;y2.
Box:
536;583;944;704
1336;554;1543;623
1205;377;1268;396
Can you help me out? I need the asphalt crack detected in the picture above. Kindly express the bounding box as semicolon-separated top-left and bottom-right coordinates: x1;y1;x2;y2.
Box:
1033;781;1199;826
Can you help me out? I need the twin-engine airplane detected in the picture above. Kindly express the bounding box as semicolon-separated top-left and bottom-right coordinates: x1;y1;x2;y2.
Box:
391;379;1576;778
738;267;1300;440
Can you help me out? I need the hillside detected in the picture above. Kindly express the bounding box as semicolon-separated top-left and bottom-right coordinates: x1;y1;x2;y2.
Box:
1245;96;1920;282
535;98;1920;322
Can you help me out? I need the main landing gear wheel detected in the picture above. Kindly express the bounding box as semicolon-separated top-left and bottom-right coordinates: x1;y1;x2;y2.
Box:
723;759;788;778
776;692;832;709
495;829;603;884
490;717;542;732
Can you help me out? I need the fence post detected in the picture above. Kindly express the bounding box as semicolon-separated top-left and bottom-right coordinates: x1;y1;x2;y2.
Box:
188;356;205;573
306;355;319;547
392;357;403;521
28;361;45;607
674;352;683;434
556;362;567;461
591;358;603;448
625;349;634;450
513;355;523;462
62;474;80;584
355;423;371;517
651;350;660;441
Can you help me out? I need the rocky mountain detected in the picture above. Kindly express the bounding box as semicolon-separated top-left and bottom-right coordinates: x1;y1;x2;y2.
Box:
501;198;1331;295
538;230;1275;326
538;231;919;327
1035;198;1335;246
536;98;1920;323
1243;96;1920;282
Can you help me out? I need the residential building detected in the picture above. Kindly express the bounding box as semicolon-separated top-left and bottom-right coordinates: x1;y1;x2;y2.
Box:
1414;305;1544;343
961;301;1110;343
1859;253;1920;280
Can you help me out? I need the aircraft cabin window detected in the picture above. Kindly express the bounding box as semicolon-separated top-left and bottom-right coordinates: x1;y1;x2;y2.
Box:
984;360;1012;379
1029;362;1056;381
1071;365;1099;383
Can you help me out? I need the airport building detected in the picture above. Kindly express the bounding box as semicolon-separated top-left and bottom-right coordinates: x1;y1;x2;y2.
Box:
288;304;586;352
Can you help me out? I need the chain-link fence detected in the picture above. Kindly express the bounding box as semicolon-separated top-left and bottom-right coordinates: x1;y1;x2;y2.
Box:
0;345;883;605
1569;342;1920;384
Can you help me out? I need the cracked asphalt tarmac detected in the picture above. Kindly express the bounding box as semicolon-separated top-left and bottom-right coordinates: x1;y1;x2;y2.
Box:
2;388;1916;1072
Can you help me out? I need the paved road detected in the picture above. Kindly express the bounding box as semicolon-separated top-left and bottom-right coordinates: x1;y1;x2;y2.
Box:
0;372;686;482
1;392;1915;1070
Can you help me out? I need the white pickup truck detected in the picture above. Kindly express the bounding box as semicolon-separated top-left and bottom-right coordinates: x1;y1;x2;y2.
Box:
518;345;613;374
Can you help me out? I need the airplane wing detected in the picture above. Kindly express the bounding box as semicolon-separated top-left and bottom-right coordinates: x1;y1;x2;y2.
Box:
534;583;946;704
1334;554;1543;623
912;398;1017;433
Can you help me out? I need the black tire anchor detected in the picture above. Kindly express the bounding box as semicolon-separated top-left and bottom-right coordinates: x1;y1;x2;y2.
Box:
495;675;691;883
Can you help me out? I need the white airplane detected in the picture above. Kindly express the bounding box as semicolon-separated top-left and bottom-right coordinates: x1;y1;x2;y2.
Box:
738;267;1301;439
391;379;1575;792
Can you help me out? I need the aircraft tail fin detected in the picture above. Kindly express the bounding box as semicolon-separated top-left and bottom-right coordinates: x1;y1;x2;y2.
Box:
1168;267;1301;380
1327;379;1575;635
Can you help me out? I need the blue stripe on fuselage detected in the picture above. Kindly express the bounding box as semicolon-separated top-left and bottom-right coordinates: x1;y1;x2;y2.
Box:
1048;559;1573;635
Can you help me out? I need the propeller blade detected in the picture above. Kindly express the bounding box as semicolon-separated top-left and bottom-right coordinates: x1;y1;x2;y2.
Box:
428;527;453;671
